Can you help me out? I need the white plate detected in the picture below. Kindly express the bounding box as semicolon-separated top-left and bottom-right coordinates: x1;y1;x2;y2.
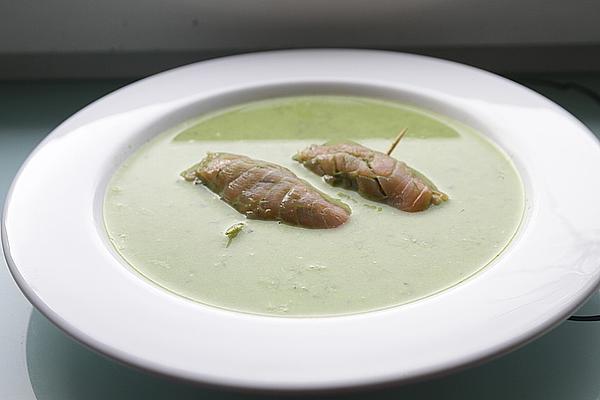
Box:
3;50;600;392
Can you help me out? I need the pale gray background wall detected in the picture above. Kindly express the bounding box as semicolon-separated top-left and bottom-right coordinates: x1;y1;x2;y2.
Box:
1;0;600;78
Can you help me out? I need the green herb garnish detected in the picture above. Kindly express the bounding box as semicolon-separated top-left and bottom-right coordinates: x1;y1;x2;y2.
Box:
363;203;383;212
225;222;246;247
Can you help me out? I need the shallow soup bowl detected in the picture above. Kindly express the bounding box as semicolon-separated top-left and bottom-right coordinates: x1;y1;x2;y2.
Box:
3;50;600;392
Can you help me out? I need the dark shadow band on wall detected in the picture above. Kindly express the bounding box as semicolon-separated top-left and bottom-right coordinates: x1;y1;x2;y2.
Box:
2;44;600;80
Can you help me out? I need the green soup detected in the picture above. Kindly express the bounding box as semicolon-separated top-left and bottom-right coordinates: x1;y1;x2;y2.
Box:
104;96;524;316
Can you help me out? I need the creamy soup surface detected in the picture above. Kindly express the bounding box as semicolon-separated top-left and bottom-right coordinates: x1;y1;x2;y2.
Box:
104;96;524;316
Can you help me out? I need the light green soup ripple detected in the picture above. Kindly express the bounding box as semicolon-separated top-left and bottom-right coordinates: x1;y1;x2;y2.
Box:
104;96;524;317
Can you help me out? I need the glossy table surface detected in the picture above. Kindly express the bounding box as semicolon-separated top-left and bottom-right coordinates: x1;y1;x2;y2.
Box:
2;75;600;399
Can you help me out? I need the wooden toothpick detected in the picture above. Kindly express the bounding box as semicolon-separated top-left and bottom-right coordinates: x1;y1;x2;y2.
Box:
386;128;408;155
